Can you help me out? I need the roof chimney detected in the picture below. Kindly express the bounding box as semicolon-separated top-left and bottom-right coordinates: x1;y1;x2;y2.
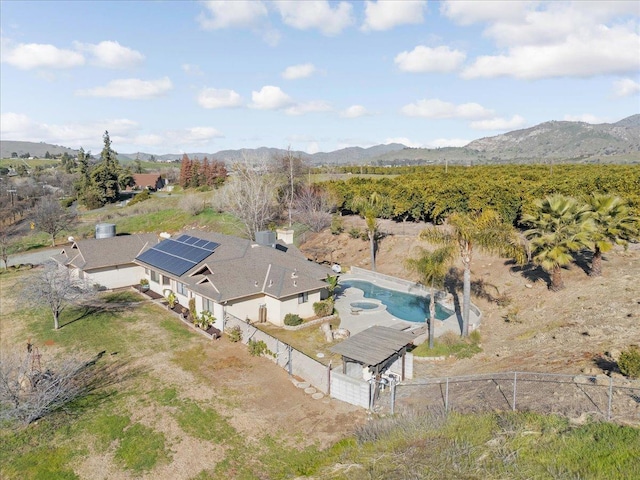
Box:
276;228;294;245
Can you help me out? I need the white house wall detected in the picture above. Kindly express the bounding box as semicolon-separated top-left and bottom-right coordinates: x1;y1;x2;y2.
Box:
86;265;145;289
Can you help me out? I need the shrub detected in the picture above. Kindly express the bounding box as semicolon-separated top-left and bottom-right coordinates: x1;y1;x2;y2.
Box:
179;194;206;215
60;197;75;208
348;227;361;239
618;346;640;379
313;299;334;317
226;325;242;342
128;189;151;206
248;339;273;357
188;298;196;322
284;313;303;326
196;311;215;330
330;215;344;235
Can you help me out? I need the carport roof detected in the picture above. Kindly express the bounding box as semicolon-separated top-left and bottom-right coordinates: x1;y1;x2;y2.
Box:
329;326;415;367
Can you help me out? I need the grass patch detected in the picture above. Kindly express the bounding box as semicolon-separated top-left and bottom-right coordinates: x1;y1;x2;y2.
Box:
412;330;482;359
114;423;170;473
101;291;143;303
174;401;239;444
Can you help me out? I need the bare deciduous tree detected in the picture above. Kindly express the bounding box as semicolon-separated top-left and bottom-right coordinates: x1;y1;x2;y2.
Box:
293;185;334;232
32;196;76;246
0;224;18;270
0;346;124;426
22;262;96;330
218;161;282;240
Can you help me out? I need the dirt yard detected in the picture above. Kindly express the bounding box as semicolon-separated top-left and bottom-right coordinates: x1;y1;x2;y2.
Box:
299;216;640;379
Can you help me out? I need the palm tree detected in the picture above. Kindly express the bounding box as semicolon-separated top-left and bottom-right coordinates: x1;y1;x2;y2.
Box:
523;194;592;291
351;192;385;272
405;245;456;349
420;210;525;337
582;193;639;277
325;274;340;299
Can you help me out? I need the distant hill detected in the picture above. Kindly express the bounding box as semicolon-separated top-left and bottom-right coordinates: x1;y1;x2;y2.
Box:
2;115;638;166
0;141;78;159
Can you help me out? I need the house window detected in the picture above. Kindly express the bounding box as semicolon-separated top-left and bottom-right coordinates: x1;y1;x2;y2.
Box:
202;297;214;312
150;270;159;283
162;275;171;286
176;282;187;296
298;292;308;304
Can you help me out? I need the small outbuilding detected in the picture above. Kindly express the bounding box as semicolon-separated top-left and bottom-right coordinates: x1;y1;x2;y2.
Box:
330;326;415;381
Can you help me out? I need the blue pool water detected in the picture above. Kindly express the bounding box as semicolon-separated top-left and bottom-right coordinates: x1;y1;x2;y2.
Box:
340;279;453;323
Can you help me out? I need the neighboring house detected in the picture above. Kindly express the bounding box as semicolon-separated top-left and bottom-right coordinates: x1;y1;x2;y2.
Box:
134;230;332;329
131;174;165;191
52;234;158;289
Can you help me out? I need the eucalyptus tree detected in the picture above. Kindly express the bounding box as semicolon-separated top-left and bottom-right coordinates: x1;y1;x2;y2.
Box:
405;245;456;348
522;194;592;291
582;193;639;277
420;210;525;337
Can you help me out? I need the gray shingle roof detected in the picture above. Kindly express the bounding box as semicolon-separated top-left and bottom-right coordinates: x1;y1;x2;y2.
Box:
330;326;415;367
135;230;332;302
53;234;158;270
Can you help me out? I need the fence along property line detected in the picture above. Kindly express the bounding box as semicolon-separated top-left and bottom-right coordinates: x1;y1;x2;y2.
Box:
383;371;640;424
224;313;331;394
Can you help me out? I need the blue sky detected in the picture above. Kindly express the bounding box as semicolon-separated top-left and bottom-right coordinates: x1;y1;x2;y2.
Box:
1;1;639;155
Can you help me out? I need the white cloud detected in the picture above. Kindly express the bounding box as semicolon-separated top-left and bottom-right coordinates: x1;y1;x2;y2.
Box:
470;115;527;130
306;142;320;154
0;112;140;148
401;98;494;119
362;0;426;31
76;77;173;99
463;25;640;79
182;63;204;75
563;114;607;124
74;40;144;68
282;63;317;80
285;100;332;115
262;28;282;47
1;41;84;69
446;1;640;79
384;137;423;148
427;138;471;148
441;0;536;26
182;126;224;142
395;45;466;73
197;88;243;108
340;105;371;118
613;78;640;97
250;85;294;110
198;0;267;29
274;1;354;36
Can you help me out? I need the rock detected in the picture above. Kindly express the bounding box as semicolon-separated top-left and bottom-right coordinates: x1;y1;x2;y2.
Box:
334;328;350;339
525;283;533;289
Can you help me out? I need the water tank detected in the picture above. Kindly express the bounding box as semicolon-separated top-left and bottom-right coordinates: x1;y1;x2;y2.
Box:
95;223;116;239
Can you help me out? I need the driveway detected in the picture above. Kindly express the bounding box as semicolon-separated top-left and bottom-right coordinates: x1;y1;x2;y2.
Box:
7;247;61;267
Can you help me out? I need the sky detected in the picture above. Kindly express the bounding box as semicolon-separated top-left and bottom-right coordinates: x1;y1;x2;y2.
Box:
1;1;639;155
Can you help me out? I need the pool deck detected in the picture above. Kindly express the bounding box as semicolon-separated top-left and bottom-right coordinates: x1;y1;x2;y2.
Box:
335;268;481;339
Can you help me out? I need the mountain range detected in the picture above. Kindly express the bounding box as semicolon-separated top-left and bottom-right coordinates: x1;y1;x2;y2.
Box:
2;115;638;166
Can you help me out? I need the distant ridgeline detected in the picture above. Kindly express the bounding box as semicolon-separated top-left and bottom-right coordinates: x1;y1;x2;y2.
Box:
2;114;638;166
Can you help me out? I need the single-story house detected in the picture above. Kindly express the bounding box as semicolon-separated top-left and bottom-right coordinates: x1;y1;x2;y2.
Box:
52;234;159;289
131;174;165;191
134;230;332;329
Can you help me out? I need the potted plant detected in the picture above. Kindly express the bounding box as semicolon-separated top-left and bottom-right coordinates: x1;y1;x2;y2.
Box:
140;278;150;291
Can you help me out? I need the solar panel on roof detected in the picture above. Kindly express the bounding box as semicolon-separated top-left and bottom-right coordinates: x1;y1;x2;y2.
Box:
135;234;219;277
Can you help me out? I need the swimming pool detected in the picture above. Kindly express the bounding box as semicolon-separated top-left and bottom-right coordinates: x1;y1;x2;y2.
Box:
340;279;453;323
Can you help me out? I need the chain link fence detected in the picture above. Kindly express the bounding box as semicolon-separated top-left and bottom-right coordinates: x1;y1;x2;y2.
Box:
377;372;640;424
